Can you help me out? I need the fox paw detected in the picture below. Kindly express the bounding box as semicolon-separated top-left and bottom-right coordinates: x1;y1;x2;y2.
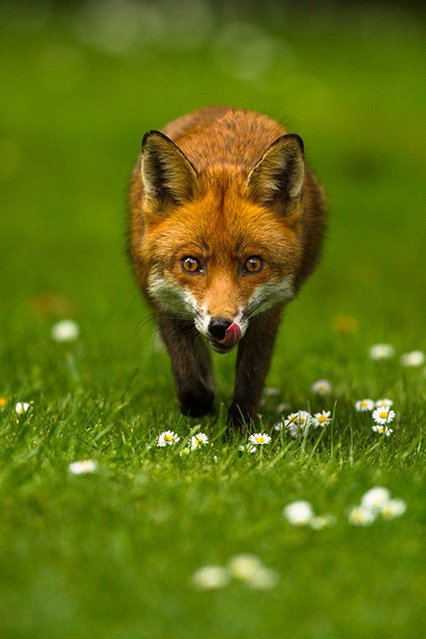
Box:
179;386;215;418
227;402;256;431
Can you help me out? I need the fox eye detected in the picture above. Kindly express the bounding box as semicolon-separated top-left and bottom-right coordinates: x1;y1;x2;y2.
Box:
243;255;264;274
181;256;202;274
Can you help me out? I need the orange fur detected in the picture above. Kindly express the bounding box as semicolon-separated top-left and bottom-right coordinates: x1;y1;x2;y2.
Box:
129;107;326;428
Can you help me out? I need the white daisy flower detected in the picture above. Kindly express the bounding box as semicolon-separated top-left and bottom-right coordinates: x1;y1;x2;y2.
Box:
369;344;395;360
192;565;230;590
51;319;80;342
361;487;391;511
239;443;257;454
190;432;209;450
284;411;313;438
283;500;314;526
311;379;332;395
312;410;332;428
372;425;394;437
400;350;425;367
248;433;271;446
68;459;98;475
380;498;407;520
15;402;31;415
375;398;393;409
348;505;376;526
156;430;180;447
228;554;263;581
372;408;396;425
355;399;375;412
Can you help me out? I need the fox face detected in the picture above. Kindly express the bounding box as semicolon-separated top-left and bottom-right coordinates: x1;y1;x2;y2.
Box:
137;129;305;353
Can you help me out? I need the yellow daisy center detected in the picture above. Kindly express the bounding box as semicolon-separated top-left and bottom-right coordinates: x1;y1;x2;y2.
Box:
164;434;173;442
379;411;388;419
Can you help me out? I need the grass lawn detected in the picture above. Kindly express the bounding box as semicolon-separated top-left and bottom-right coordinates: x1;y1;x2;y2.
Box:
1;3;425;638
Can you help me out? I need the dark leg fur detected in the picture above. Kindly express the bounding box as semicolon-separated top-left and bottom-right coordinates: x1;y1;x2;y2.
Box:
158;314;215;417
228;305;283;429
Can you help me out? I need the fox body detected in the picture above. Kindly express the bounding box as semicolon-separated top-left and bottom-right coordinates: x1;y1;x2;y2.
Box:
129;107;326;427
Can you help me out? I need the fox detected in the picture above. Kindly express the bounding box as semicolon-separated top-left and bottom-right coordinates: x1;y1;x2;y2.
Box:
129;106;326;429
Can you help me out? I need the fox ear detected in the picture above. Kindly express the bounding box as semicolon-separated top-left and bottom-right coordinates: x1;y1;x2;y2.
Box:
141;131;197;210
247;134;305;207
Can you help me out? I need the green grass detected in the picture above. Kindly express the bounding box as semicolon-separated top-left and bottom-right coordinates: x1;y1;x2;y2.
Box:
1;3;425;638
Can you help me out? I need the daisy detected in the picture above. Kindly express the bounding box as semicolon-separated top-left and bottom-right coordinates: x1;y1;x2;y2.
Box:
179;446;191;456
228;554;263;581
375;398;393;409
372;425;394;437
372;408;396;425
284;411;313;438
380;498;407;520
311;379;332;395
361;487;391;511
68;459;98;475
355;399;375;412
312;410;332;428
51;319;80;342
369;344;395;360
348;505;376;526
239;443;257;454
400;350;425;367
190;432;209;450
15;402;31;415
248;433;271;446
156;430;180;447
283;500;314;526
192;565;230;590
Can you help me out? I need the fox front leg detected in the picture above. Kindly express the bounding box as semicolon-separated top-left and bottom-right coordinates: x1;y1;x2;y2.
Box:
228;305;283;429
158;314;215;418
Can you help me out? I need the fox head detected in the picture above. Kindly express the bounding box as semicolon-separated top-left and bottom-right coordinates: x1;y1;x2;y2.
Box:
137;129;306;352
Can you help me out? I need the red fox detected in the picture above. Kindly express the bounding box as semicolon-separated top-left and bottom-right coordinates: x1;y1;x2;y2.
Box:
129;107;326;428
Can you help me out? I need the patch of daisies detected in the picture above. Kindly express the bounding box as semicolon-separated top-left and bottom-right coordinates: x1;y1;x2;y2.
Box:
155;427;212;457
192;485;407;592
369;343;425;367
264;379;334;439
283;486;406;529
355;397;396;436
192;553;278;591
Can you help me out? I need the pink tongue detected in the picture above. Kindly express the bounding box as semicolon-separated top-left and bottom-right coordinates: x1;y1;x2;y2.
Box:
217;322;241;348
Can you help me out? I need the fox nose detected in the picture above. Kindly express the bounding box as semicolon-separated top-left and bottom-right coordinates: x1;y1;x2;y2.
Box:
208;318;232;340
